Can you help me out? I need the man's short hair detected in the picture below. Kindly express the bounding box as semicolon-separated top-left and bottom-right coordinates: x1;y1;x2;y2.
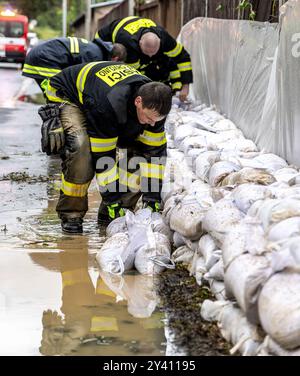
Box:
111;43;127;62
137;82;172;116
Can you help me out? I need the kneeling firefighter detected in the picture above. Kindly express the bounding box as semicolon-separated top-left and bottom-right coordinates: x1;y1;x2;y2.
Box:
40;61;172;234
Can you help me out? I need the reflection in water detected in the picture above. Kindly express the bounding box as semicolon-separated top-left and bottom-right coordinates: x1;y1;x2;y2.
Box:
30;238;166;356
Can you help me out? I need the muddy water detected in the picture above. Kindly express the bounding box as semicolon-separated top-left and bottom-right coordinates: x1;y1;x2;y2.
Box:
0;170;167;356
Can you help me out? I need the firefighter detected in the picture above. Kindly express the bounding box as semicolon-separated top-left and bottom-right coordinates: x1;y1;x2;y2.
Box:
22;36;127;91
96;16;193;102
42;61;172;234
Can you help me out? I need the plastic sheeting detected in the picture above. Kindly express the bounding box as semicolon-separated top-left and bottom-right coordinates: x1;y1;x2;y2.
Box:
179;0;300;166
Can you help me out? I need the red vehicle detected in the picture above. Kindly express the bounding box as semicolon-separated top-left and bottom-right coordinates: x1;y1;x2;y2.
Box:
0;10;29;64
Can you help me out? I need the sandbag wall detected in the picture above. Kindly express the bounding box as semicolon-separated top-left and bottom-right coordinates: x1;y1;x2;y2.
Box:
162;99;300;356
179;0;300;166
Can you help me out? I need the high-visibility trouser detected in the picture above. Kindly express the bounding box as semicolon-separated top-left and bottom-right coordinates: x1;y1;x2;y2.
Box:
56;104;94;220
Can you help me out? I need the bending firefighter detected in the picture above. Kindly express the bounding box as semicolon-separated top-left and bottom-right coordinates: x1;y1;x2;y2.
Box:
22;36;126;90
41;61;172;234
96;16;193;101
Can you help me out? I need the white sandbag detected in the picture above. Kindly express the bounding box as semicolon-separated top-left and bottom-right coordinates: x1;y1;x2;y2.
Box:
198;234;218;262
258;336;300;356
173;232;199;251
267;217;300;242
186;148;205;166
202;198;244;244
172;245;195;265
224;254;273;324
151;212;173;241
222;220;267;269
162;193;185;224
201;300;261;356
205;258;224;281
134;232;174;275
221;168;276;187
96;233;134;275
258;271;300;350
174;124;203;147
211;187;233;202
208;161;241;187
189;253;206;285
255;198;300;231
194;151;220;182
269;237;300;272
169;196;209;240
213;119;237;131
106;216;127;237
209;280;227;300
209;138;258;153
231;184;272;214
252;153;288;172
179;135;211;154
274;167;299;183
288;173;300;186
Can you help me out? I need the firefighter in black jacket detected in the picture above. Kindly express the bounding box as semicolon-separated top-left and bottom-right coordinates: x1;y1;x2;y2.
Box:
22;36;127;89
43;61;172;234
96;16;193;102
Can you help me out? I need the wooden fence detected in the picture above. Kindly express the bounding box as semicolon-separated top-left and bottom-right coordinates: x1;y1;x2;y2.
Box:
135;0;288;38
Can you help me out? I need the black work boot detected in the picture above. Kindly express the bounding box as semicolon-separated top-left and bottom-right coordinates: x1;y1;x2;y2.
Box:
98;203;125;226
61;218;83;234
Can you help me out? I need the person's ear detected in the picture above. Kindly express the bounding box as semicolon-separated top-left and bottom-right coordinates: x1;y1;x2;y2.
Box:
134;96;143;107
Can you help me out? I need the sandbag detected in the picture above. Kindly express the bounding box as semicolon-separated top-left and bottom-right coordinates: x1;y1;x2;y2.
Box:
258;271;300;350
231;184;272;214
202;198;244;244
208;161;241;187
224;253;273;324
267;217;300;242
221;168;275;187
106;216;127;237
169;196;209;240
96;233;134;275
201;300;261;356
194;151;220;182
222;220;266;269
258;336;300;356
172;245;195;265
274;167;299;183
134;232;174;275
254;198;300;231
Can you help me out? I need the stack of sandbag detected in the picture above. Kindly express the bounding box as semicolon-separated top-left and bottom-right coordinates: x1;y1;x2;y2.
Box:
96;209;174;275
162;101;300;355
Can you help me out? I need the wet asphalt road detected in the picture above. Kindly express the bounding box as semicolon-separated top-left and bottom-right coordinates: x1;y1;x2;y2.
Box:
0;64;168;356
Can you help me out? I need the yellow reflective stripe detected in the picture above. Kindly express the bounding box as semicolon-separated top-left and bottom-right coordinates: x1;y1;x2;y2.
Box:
90;136;118;153
140;163;165;180
91;316;118;332
164;42;183;58
178;61;192;72
137;130;167;147
76;62;100;104
95;31;100;38
119;167;140;190
68;37;79;53
81;38;89;43
61;174;90;197
169;69;180;79
172;81;182;90
62;268;91;288
123;18;157;35
112;16;138;42
68;36;75;53
96;279;116;297
44;81;64;103
96;164;118;187
127;60;140;69
23;63;61;77
74;37;79;53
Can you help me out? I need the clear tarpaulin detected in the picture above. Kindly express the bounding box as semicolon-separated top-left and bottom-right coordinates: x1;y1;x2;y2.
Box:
179;0;300;166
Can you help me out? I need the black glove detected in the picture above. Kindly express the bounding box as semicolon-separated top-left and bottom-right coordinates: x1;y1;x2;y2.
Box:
143;200;161;212
38;104;65;155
